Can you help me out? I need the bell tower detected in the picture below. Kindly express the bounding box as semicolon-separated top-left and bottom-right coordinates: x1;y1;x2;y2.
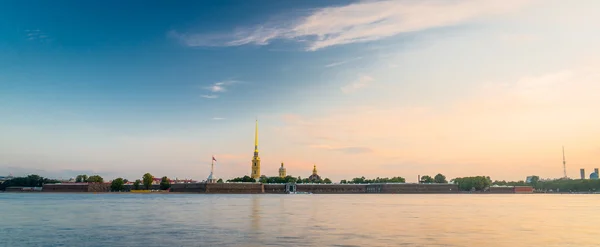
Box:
251;119;261;179
279;163;286;178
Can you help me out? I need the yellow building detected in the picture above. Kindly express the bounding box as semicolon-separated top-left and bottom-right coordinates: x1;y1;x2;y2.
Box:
279;163;286;178
251;120;261;179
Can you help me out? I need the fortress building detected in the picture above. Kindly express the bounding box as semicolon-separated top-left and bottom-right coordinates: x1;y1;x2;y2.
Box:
279;163;286;178
308;165;322;182
251;120;261;179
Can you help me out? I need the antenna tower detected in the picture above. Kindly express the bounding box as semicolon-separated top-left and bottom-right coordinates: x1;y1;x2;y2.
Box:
562;146;567;178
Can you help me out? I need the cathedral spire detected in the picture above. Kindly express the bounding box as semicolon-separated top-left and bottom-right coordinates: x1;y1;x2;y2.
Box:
254;119;259;153
251;119;261;179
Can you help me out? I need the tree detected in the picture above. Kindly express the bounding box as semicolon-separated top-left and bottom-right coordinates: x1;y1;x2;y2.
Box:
296;176;302;184
133;179;141;190
111;178;125;192
142;173;153;189
420;175;434;183
217;178;223;183
160;176;171;190
323;178;332;184
227;176;256;183
452;176;491;191
76;175;89;183
528;175;540;186
87;175;104;183
434;174;447;183
340;179;347;184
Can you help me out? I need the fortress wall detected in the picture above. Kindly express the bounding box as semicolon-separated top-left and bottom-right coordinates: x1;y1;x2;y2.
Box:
264;184;286;193
297;184;367;194
43;183;89;192
205;183;264;194
489;186;515;193
170;183;207;193
514;186;534;193
124;184;161;191
88;183;111;192
296;184;458;194
381;184;459;193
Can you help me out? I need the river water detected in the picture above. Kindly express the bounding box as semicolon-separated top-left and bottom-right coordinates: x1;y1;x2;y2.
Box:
0;193;597;247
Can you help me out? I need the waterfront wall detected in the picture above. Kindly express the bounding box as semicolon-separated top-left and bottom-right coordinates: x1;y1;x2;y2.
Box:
43;183;89;192
514;186;534;193
489;186;534;194
42;183;110;192
205;183;264;193
380;184;458;193
297;184;366;194
294;184;459;194
264;184;286;193
39;182;532;194
170;183;206;193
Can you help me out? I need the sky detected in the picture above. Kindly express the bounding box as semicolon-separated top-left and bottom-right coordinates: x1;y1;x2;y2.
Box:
1;0;600;182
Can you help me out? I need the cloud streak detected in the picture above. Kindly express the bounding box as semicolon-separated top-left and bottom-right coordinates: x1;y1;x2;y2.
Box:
171;0;533;51
325;57;363;68
201;80;239;99
201;95;219;99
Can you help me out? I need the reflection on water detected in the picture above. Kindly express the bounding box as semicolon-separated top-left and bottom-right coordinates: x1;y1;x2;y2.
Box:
0;193;598;247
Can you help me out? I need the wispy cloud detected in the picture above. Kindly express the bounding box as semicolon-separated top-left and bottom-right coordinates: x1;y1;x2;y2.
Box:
201;95;219;99
171;0;533;51
325;57;363;68
24;29;51;42
211;117;225;120
206;80;238;92
201;80;239;99
341;75;374;94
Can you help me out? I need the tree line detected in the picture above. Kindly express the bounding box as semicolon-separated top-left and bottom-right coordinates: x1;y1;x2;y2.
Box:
0;174;60;191
75;174;104;183
111;173;171;192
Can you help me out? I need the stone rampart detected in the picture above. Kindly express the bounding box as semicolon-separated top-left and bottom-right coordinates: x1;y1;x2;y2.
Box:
205;183;263;193
264;184;286;193
88;183;111;192
170;183;206;193
381;183;458;193
295;183;459;194
489;186;515;193
297;184;367;193
514;186;534;193
43;183;89;192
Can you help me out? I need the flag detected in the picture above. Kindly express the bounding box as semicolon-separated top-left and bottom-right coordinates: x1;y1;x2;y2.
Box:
212;156;217;162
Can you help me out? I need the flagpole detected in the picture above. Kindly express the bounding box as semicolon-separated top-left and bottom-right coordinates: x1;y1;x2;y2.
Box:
211;155;214;179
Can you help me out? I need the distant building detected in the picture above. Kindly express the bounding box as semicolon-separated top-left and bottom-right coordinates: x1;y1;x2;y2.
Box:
591;172;599;180
308;165;322;182
279;163;286;178
580;169;586;180
526;176;533;183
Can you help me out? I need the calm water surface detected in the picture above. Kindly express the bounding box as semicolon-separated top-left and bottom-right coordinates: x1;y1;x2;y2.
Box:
0;193;598;247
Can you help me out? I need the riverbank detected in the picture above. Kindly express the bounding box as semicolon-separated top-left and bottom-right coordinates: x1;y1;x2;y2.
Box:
0;182;536;194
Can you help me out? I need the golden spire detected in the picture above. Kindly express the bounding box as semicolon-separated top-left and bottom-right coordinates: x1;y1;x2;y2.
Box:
313;164;317;175
254;119;259;153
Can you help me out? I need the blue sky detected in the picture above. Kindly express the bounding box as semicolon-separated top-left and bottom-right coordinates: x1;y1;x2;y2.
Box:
2;0;600;181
